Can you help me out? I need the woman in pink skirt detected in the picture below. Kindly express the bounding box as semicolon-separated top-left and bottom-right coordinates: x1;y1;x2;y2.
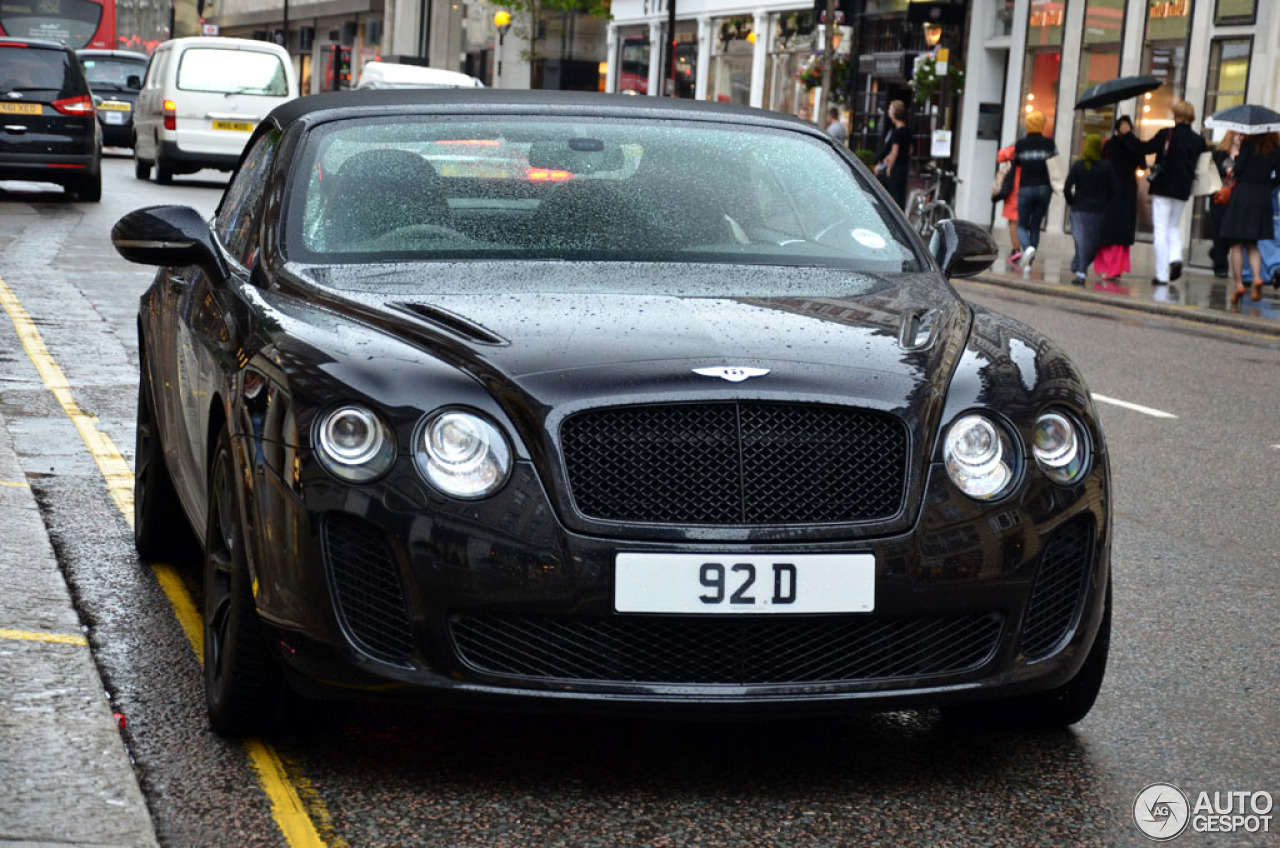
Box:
1095;116;1143;280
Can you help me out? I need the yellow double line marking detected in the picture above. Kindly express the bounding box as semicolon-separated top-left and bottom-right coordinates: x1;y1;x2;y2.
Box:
0;626;89;646
0;274;332;847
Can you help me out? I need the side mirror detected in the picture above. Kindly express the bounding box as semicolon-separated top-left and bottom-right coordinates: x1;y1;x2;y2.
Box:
127;74;142;90
111;205;228;280
929;218;998;278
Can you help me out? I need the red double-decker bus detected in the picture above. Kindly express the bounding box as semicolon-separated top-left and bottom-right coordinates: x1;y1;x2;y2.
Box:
0;0;115;50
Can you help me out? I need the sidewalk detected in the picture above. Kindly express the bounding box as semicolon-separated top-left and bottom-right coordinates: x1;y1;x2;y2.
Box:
971;230;1280;336
0;410;158;847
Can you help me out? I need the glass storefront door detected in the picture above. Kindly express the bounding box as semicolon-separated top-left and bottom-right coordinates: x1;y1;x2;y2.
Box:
710;16;754;105
1136;0;1194;235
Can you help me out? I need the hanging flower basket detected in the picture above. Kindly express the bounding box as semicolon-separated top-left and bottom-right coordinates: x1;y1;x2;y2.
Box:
911;55;965;104
797;56;851;104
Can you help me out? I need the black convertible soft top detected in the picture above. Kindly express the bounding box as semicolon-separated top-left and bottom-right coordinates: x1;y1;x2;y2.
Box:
264;87;824;136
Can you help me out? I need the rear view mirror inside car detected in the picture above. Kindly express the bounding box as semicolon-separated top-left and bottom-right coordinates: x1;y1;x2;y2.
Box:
528;139;624;173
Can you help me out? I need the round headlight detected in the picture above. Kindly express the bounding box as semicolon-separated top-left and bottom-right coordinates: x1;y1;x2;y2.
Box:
315;405;395;482
417;411;511;498
944;413;1017;500
1033;411;1087;484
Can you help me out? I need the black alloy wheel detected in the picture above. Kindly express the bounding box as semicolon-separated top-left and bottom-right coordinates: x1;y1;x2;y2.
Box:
133;363;196;560
203;428;284;735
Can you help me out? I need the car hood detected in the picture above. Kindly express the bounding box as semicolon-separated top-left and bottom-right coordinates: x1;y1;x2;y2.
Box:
289;261;971;413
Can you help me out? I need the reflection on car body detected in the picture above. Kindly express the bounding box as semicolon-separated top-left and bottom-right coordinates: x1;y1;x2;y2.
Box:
112;90;1111;737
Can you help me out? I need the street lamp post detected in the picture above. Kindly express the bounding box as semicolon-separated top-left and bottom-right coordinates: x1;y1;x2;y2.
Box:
493;10;512;88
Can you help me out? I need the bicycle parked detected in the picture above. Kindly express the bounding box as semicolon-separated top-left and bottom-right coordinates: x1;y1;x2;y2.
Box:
907;165;960;239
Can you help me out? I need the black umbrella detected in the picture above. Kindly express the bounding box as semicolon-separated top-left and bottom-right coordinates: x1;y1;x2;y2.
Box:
1074;75;1162;111
1205;104;1280;134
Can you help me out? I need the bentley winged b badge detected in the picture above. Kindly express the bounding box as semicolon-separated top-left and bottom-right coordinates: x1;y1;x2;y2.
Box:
692;366;770;383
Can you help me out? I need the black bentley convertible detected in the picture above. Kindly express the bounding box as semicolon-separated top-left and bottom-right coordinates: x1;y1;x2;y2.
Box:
113;90;1111;735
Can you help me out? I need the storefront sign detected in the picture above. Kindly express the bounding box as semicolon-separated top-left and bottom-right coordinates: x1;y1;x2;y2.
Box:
931;129;953;158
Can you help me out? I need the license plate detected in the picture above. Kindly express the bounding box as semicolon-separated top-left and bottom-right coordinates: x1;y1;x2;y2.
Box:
103;111;124;124
0;103;40;115
98;100;130;111
212;120;253;132
614;553;875;614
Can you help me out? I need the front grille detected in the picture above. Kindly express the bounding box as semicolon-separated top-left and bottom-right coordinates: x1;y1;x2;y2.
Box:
561;402;908;525
323;513;415;664
450;613;1003;685
1020;516;1096;660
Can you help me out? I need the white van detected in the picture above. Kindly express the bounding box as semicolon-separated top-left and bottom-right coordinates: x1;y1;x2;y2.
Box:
355;61;484;90
133;37;297;184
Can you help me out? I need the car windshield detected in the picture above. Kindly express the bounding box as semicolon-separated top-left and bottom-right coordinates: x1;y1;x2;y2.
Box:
177;48;287;96
287;116;924;273
81;57;145;91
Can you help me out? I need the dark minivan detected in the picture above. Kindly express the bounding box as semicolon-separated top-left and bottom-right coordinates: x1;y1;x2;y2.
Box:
78;49;147;148
0;38;101;201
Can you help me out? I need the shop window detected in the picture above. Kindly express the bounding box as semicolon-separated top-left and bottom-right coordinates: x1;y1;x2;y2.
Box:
1136;0;1194;235
617;26;650;94
991;0;1017;38
1193;38;1251;240
710;16;754;105
657;20;698;98
765;11;817;120
1069;0;1126;163
1214;0;1256;25
1018;0;1068;137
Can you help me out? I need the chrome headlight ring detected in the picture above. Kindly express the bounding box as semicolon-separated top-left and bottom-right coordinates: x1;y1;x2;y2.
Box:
414;409;512;499
943;412;1020;501
314;404;396;483
1032;410;1091;486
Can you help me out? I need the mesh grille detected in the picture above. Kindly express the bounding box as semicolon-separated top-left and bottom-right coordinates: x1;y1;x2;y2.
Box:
561;403;908;525
323;513;415;663
450;613;1003;685
1020;517;1096;660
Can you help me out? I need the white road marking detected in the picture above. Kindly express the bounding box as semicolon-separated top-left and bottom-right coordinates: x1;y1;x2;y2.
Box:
1091;393;1178;419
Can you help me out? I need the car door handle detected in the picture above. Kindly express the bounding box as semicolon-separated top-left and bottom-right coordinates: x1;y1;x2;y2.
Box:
168;274;189;292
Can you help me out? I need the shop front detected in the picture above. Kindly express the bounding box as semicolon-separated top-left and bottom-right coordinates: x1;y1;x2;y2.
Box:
955;0;1275;262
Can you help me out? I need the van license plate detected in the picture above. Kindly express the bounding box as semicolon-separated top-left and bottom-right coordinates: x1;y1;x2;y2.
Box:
0;103;41;115
212;120;253;132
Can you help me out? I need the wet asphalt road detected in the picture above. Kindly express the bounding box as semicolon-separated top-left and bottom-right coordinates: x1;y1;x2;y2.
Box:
0;156;1276;847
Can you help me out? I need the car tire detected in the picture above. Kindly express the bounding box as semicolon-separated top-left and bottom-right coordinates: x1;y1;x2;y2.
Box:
76;171;102;202
155;162;173;185
203;428;285;736
133;361;198;561
134;156;149;180
943;579;1111;730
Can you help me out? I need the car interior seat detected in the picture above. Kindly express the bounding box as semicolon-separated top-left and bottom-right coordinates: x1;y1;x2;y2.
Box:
323;149;451;250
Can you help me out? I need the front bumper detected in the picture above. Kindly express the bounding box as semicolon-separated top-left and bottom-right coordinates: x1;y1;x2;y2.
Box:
241;440;1111;714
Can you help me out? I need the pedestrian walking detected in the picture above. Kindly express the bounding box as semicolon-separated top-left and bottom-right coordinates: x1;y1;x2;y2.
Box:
996;144;1022;266
874;100;912;210
1141;100;1210;286
1013;110;1057;270
1095;115;1143;281
1064;134;1119;284
1209;130;1241;278
825;107;848;145
1219;131;1280;305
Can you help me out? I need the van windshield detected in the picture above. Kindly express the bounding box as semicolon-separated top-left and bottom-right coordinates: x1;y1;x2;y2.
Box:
177;48;286;96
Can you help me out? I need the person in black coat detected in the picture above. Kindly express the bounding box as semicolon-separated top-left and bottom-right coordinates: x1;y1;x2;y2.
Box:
1220;131;1280;304
1140;100;1210;285
1096;116;1143;281
874;100;912;210
1064;133;1119;284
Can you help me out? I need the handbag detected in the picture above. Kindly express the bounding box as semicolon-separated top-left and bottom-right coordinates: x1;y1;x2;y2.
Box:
991;160;1014;202
1214;178;1235;205
1194;149;1224;197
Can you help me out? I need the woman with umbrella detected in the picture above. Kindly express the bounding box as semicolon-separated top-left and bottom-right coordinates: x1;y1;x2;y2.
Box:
1096;115;1143;281
1212;107;1280;304
1074;76;1163;281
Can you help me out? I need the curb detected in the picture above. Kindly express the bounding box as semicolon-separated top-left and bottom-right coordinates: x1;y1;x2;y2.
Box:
965;272;1280;338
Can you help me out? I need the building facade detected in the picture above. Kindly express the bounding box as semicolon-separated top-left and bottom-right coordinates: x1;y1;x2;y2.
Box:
956;0;1277;258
